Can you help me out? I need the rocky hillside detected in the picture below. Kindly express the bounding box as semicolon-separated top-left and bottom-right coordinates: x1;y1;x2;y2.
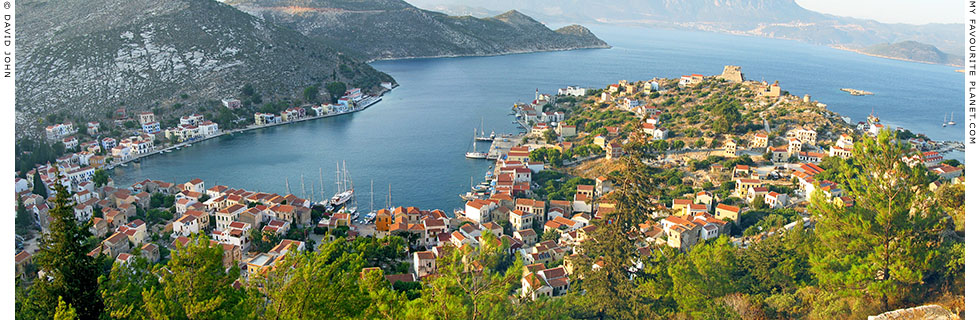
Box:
16;0;393;137
860;41;963;66
226;0;610;60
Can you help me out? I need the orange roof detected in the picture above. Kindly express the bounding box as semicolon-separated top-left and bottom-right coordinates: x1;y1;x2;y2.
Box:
716;204;740;213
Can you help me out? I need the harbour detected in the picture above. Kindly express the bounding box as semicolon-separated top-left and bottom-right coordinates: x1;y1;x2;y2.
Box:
110;25;965;212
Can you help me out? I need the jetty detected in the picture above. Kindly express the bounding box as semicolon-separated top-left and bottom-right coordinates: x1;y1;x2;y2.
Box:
486;134;522;160
841;88;873;96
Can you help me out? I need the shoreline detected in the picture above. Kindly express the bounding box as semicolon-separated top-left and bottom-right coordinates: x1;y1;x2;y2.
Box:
829;45;963;68
110;88;392;170
365;45;612;63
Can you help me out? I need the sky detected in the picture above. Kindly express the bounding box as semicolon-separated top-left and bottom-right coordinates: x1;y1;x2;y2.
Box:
795;0;961;25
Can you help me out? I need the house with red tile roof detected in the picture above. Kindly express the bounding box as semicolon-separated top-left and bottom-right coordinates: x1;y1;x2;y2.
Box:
414;251;437;277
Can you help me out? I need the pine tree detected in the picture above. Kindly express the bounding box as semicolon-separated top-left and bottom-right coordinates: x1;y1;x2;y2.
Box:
573;152;662;319
24;171;103;319
808;129;948;312
142;235;250;319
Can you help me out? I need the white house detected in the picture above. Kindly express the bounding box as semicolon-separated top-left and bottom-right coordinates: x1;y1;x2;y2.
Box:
464;199;496;224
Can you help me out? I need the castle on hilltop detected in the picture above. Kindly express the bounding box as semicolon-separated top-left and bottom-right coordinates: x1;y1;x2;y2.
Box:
719;65;744;83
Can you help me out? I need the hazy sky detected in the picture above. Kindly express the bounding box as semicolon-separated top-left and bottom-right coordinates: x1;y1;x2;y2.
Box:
795;0;961;25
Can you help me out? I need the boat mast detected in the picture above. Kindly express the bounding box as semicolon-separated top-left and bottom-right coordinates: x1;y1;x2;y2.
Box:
387;183;391;209
481;117;485;137
300;174;306;199
319;168;325;201
472;128;478;152
370;180;374;212
285;177;290;194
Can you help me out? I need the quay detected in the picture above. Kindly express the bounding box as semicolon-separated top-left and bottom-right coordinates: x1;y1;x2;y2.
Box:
486;134;522;160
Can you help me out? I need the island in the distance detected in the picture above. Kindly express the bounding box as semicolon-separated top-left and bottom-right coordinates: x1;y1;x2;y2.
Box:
226;0;611;61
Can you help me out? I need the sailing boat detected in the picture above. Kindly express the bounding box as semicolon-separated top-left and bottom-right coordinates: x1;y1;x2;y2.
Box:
948;111;956;126
943;113;948;127
330;161;355;207
476;117;494;141
465;128;489;159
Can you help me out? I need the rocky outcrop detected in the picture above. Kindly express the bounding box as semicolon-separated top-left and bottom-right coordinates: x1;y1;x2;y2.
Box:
868;305;958;320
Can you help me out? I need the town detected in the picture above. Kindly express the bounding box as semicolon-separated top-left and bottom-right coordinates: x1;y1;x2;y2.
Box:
14;66;965;318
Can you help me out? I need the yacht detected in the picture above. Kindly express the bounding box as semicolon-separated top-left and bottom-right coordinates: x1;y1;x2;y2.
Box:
465;128;488;159
330;161;355;206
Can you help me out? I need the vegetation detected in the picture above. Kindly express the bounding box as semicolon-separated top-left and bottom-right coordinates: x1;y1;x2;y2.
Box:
17;172;104;319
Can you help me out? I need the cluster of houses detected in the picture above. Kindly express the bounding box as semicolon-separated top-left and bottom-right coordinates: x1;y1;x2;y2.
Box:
253;88;374;126
164;113;220;143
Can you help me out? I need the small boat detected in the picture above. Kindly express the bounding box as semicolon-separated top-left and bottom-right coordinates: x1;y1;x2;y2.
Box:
948;111;956;126
943;113;948;127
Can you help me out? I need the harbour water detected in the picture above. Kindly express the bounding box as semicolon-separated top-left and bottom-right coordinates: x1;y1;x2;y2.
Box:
111;25;965;212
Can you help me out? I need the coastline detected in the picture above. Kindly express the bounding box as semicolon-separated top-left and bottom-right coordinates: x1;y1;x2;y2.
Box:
829;45;964;68
109;88;393;169
365;45;612;63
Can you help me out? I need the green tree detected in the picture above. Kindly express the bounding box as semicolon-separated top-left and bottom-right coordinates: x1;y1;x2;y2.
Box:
542;130;558;144
540;229;560;242
404;232;522;319
53;297;78;320
142;235;251;319
325;82;347;103
808;129;949;313
92;169;109;188
22;172;103;319
32;172;48;198
16;199;35;236
668;237;741;318
99;253;158;319
571;153;661;319
303;86;320;103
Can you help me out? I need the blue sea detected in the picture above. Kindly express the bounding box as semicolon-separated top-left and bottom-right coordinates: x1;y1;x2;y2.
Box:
111;25;965;212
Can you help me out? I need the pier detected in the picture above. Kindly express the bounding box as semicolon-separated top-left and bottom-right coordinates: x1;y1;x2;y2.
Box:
486;134;522;160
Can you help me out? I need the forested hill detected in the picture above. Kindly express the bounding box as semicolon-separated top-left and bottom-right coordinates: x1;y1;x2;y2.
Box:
226;0;610;61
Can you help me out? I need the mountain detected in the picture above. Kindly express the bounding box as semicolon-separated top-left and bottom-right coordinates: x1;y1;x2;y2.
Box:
408;0;963;66
15;0;393;137
225;0;610;61
859;41;963;66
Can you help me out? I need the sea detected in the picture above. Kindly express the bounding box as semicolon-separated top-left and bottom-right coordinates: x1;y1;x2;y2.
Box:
110;25;966;212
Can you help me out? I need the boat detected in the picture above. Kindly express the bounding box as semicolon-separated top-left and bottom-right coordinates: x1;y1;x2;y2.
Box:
943;113;948;127
948;111;956;126
465;128;489;159
476;118;495;141
330;161;355;206
459;192;479;201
